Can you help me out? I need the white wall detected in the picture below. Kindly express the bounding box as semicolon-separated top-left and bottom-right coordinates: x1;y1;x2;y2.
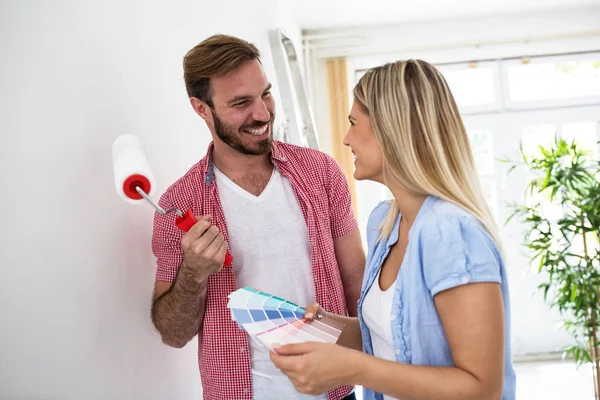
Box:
0;1;300;399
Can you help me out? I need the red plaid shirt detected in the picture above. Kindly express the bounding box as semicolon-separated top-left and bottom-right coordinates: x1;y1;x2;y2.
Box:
152;140;358;400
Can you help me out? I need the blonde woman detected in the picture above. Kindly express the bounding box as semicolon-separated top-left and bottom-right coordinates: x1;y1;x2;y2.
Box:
270;60;516;400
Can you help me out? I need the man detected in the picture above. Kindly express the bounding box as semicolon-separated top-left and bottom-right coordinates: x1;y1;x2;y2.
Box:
150;34;365;400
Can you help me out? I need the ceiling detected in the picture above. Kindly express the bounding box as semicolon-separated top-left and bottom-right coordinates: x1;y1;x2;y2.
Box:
291;0;599;30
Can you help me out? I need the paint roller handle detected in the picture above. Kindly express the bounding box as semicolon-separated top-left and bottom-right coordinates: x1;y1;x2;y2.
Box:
175;209;233;268
174;209;199;232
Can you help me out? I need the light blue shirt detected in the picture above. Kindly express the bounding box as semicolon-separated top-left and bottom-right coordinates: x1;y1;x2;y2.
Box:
357;196;516;400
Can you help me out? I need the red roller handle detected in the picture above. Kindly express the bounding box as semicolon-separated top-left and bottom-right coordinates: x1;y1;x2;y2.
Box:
175;209;233;268
174;209;198;232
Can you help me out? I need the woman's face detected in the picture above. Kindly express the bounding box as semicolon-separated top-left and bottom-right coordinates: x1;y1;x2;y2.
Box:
343;99;384;184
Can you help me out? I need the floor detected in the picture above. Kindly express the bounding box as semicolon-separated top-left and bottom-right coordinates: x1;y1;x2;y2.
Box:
515;359;594;399
353;359;595;399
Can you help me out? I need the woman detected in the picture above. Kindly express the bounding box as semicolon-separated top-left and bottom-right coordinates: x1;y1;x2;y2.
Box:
270;59;516;400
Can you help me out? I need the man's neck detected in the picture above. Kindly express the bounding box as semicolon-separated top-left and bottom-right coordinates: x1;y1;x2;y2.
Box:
211;141;273;179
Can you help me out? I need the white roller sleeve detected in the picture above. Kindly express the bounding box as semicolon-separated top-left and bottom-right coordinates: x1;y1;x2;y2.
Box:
111;134;156;204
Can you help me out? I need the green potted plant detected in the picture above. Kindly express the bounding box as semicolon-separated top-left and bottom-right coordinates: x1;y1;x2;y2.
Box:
504;136;600;399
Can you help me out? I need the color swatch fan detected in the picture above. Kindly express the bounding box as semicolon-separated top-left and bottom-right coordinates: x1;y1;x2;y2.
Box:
227;287;345;350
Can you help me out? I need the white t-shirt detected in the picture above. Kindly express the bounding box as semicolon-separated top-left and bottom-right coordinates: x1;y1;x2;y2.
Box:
363;268;398;400
214;166;326;400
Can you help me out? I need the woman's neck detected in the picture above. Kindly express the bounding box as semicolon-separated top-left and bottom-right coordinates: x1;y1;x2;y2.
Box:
387;182;428;226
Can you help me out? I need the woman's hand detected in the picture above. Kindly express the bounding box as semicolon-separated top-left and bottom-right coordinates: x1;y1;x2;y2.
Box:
269;342;361;396
303;302;364;351
303;302;327;321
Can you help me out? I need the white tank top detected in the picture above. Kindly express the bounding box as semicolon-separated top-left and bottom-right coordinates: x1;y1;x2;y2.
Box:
214;166;325;400
363;268;399;400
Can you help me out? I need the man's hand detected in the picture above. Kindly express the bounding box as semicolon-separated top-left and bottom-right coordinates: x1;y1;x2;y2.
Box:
180;215;228;283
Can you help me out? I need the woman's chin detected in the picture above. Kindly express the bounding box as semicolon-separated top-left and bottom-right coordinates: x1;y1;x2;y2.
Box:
353;170;369;181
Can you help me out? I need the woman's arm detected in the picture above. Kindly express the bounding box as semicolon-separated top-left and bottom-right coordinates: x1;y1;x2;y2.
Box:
355;283;504;400
354;282;505;399
331;314;362;351
272;282;505;400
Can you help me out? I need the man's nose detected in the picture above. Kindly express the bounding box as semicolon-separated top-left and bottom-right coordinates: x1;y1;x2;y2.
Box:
251;100;270;122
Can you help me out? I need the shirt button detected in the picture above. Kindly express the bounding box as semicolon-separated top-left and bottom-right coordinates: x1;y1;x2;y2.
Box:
243;388;250;393
461;275;470;284
390;314;396;320
240;347;246;353
395;349;401;355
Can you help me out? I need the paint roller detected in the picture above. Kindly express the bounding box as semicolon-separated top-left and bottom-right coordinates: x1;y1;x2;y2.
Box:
111;134;233;268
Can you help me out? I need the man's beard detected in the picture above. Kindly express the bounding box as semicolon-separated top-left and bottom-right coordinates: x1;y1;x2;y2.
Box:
212;111;274;156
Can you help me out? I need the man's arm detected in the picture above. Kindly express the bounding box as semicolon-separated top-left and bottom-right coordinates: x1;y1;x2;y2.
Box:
151;216;227;348
334;227;365;317
151;269;208;348
324;155;366;317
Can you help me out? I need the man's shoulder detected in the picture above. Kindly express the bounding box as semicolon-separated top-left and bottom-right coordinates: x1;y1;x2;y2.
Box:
275;140;332;160
159;157;207;202
275;140;336;169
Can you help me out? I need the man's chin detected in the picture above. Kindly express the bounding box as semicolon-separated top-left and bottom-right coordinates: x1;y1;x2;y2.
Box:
237;136;272;156
251;137;273;155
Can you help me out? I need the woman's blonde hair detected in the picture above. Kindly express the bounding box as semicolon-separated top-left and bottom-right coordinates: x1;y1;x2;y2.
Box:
353;59;502;250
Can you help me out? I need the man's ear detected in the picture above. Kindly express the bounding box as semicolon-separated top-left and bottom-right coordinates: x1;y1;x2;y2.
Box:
190;97;212;121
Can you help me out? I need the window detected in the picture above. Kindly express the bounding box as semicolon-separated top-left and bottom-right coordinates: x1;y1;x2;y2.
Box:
437;62;499;113
467;128;498;219
562;121;599;160
520;124;556;160
468;129;495;175
503;52;600;109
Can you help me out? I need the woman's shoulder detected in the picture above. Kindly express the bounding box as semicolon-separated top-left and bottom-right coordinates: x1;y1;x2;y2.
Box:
417;197;499;256
415;198;504;296
420;197;479;231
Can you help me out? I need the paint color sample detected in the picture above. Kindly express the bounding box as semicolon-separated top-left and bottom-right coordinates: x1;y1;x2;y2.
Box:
227;286;345;350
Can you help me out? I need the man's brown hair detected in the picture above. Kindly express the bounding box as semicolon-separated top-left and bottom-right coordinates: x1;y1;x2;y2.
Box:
183;34;261;108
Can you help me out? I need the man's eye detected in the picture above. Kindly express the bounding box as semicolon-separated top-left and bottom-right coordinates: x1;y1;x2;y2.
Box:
233;102;247;107
262;92;271;98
